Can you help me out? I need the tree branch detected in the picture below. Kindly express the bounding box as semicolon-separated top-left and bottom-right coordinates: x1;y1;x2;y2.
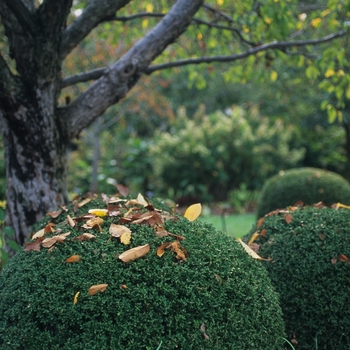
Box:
2;0;36;35
60;0;131;59
145;30;348;74
61;67;106;88
60;0;204;139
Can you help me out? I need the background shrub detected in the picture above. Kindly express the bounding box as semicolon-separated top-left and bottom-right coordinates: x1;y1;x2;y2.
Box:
0;196;285;350
246;206;350;349
150;105;304;203
256;167;350;218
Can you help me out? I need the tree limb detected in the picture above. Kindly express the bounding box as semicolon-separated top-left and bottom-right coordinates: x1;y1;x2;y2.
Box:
60;0;131;59
61;67;106;88
2;0;36;35
61;0;204;139
145;30;348;74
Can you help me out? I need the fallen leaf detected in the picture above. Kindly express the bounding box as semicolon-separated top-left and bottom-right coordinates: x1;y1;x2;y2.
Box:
120;231;131;245
77;198;92;208
114;183;129;197
338;254;350;263
184;203;202;221
119;244;150;262
285;213;293;224
32;228;45;240
257;217;264;228
107;205;122;216
76;233;95;241
249;243;260;253
121;284;127;289
331;258;337;265
73;291;80;304
67;214;76;227
88;283;108;296
154;225;169;238
44;223;56;233
42;232;71;248
137;193;149;206
24;237;44;252
157;242;170;257
166;240;188;261
82;217;104;232
260;228;267;237
109;224;131;238
60;205;69;212
313;201;326;208
200;323;206;332
88;209;108;217
248;231;259;245
46;210;63;218
319;233;325;240
293;200;304;207
236;238;270;261
65;255;82;263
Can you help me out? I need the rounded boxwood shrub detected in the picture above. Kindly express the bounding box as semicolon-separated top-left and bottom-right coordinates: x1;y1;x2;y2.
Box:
0;195;285;350
246;206;350;349
256;167;350;218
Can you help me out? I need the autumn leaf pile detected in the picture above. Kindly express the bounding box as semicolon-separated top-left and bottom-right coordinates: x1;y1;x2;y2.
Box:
0;190;285;350
245;204;350;350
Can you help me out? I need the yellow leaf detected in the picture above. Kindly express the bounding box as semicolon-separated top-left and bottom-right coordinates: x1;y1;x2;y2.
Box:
325;68;335;78
88;283;108;296
197;32;203;40
248;231;260;246
32;228;45;239
73;291;80;305
184;203;202;221
142;19;149;28
236;238;269;260
119;244;150;262
217;0;224;5
346;86;350;99
265;17;273;25
120;231;131;245
146;3;153;12
270;70;278;82
311;17;321;28
88;209;108;217
321;9;331;17
335;202;350;210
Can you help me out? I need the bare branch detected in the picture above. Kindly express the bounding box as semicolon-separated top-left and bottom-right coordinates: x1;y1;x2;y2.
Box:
61;67;106;88
60;0;204;139
145;30;348;74
2;0;36;35
61;0;131;59
111;12;164;22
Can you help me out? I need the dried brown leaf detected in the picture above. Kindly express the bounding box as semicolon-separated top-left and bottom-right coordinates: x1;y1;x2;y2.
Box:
285;213;293;224
67;214;76;227
76;233;95;241
77;198;92;208
157;242;170;257
109;224;131;238
32;228;45;240
257;217;264;228
339;254;350;263
331;258;337;265
88;283;108;296
24;237;44;252
65;254;82;263
119;244;150;262
236;238;270;261
114;183;129;197
46;210;63;218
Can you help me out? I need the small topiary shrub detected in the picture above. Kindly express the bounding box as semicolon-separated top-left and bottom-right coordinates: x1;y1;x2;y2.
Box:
256;167;350;218
0;194;285;350
245;205;350;349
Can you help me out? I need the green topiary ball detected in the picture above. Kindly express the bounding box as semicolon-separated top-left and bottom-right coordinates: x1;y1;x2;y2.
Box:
0;195;285;350
256;167;350;218
246;206;350;349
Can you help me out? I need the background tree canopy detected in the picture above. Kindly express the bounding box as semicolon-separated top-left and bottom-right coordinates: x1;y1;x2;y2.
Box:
0;0;349;253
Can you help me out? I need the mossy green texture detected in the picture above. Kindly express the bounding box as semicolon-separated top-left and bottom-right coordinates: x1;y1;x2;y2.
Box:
256;167;350;218
246;207;350;349
0;197;285;350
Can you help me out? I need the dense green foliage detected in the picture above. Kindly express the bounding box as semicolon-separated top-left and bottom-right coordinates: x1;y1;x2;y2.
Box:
150;105;304;202
257;167;350;218
0;196;285;350
246;206;350;349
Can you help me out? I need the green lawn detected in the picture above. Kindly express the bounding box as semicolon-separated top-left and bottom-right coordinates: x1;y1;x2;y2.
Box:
199;213;256;238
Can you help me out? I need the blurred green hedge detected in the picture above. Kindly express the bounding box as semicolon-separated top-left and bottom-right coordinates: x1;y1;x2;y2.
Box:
257;167;350;218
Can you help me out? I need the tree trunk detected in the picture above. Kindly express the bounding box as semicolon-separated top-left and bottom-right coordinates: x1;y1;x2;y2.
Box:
1;84;69;250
